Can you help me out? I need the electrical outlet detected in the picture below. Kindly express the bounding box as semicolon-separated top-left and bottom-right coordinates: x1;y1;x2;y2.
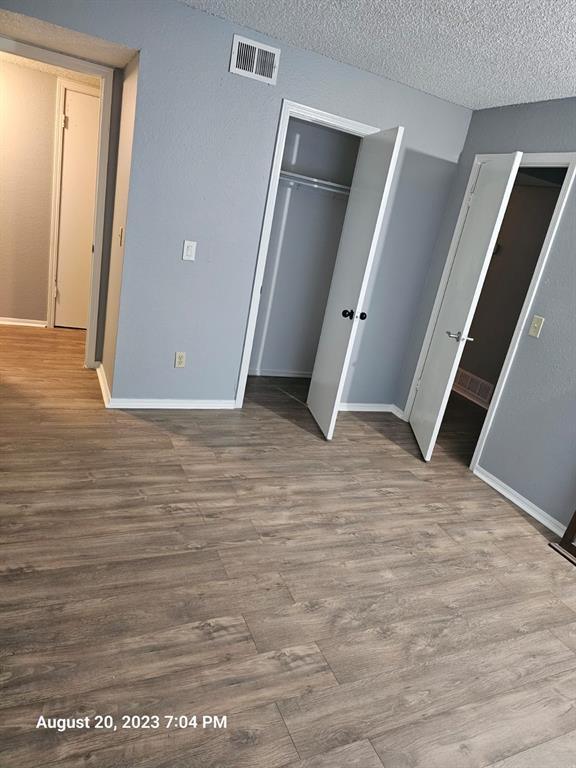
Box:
174;351;186;368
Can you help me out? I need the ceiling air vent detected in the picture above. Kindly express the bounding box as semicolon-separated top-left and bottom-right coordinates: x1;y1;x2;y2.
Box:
230;35;280;85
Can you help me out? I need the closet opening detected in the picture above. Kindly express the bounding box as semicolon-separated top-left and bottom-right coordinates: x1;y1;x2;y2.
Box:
434;165;567;465
237;100;404;439
247;117;361;409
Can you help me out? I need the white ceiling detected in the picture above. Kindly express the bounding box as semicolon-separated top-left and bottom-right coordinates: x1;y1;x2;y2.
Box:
183;0;576;109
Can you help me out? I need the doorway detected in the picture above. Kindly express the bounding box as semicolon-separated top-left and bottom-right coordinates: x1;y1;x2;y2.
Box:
0;36;113;368
236;100;404;439
407;153;576;464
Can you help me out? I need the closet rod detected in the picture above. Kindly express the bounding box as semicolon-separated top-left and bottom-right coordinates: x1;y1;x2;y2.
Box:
279;170;350;196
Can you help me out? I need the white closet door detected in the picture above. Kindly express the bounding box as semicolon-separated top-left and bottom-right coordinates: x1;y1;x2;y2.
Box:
307;126;404;439
410;152;522;461
54;88;100;329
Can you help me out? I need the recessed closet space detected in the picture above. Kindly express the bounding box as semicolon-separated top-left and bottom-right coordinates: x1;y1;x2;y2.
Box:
248;117;360;401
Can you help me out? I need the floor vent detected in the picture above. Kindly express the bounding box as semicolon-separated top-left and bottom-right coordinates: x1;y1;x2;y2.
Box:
453;368;494;409
230;35;280;85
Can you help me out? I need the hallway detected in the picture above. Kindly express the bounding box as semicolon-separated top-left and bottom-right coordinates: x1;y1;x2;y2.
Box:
2;326;576;767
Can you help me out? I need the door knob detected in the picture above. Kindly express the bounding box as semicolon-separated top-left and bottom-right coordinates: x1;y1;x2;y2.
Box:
342;309;354;319
359;312;367;320
446;330;474;342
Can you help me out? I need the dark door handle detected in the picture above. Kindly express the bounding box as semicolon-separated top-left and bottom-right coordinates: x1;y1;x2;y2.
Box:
342;309;354;319
359;312;367;320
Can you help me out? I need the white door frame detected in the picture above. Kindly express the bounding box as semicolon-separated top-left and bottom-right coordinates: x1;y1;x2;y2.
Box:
470;152;576;469
234;99;379;408
47;77;102;331
406;151;576;466
0;35;113;369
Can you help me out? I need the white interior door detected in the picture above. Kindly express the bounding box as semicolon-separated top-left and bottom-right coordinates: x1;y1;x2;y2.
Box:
410;152;522;460
54;86;100;329
307;126;404;439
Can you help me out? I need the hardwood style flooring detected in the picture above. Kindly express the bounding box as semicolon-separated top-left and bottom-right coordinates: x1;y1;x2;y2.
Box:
2;326;576;767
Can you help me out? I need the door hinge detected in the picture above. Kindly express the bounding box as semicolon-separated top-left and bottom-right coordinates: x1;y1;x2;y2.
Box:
61;114;69;129
118;227;124;247
415;377;422;393
52;283;58;299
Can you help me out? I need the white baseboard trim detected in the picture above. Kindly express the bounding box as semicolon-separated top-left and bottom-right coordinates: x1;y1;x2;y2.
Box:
0;317;47;327
339;403;408;421
96;365;235;410
96;364;111;407
474;465;566;537
108;399;236;410
249;368;311;378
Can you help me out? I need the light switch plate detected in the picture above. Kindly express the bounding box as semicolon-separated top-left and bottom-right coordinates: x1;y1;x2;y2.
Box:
528;315;545;338
182;240;197;261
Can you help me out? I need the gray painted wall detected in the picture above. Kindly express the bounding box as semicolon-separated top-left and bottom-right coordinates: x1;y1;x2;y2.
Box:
0;59;55;321
409;97;576;527
250;181;348;377
282;118;360;184
0;0;470;402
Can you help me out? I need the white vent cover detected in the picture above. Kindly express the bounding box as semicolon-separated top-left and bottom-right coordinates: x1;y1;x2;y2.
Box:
229;35;280;85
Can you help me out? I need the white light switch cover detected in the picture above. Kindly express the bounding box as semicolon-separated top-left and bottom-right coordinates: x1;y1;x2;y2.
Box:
182;240;197;261
528;315;545;338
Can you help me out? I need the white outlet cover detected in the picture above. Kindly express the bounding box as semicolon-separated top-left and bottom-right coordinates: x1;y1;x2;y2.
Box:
175;351;186;368
182;240;197;261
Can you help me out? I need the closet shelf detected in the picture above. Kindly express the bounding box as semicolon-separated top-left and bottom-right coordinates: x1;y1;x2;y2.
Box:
279;170;351;196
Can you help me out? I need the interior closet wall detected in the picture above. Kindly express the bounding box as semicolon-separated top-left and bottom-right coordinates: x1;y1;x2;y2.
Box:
250;119;359;378
459;172;563;388
0;58;56;322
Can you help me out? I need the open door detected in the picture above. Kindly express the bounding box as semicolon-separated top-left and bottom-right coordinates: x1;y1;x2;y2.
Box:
410;152;522;460
307;126;404;439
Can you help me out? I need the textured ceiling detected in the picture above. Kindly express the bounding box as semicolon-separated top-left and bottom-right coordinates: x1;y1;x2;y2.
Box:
182;0;576;109
0;9;136;68
0;50;101;87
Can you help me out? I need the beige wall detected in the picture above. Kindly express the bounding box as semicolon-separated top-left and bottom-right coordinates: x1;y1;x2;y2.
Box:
0;60;56;321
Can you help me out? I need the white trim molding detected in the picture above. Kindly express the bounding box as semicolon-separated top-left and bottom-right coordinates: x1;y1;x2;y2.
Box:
339;402;407;420
474;465;566;537
0;317;47;327
107;399;236;410
96;363;111;407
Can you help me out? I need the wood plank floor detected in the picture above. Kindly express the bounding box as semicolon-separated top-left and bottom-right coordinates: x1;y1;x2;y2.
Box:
2;326;576;767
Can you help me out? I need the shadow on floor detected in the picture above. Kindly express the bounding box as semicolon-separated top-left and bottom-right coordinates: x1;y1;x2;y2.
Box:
244;376;325;439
